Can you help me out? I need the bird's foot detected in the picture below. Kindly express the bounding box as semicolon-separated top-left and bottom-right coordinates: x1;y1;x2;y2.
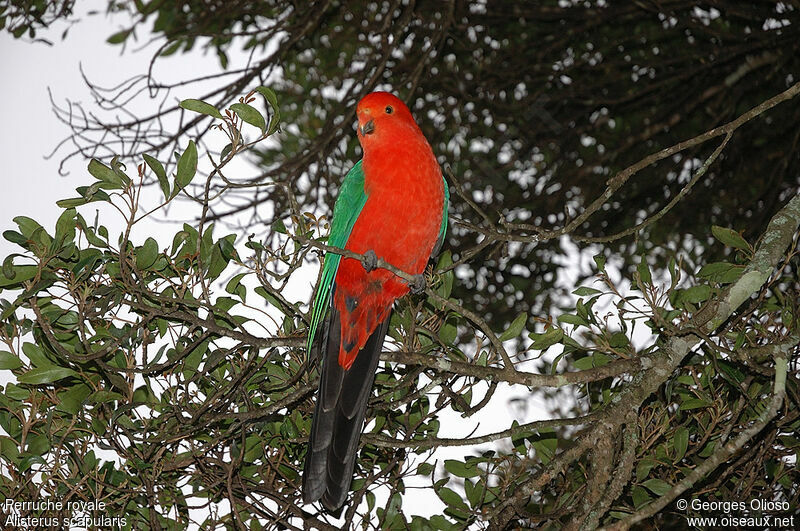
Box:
360;249;378;273
408;274;426;294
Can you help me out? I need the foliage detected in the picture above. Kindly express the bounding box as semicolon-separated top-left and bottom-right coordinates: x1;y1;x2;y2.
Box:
2;2;800;529
0;0;77;42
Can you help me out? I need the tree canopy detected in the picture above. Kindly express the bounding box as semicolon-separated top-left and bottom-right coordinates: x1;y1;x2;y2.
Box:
1;1;798;529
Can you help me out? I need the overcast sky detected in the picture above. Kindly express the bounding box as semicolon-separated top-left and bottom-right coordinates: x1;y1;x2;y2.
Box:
0;3;240;254
1;6;143;256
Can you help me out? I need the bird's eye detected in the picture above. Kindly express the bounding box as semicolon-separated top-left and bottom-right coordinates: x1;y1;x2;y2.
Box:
385;105;393;114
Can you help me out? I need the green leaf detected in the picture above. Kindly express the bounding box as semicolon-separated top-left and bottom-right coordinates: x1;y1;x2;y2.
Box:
636;457;656;482
206;244;229;280
215;296;238;312
254;286;283;311
417;462;434;476
637;255;652;284
632;486;651;508
76;182;107;202
88;159;125;188
56;197;88;208
698;441;715;458
3;230;27;246
25;433;50;456
160;40;181;57
384;492;403;524
217;49;229;68
5;383;30;401
529;328;563;351
220;143;233;161
55;384;92;415
436;485;470;513
444;459;479;478
22;343;52;369
75;215;108;248
679;285;712;305
717;359;746;385
573;286;602;296
136;237;159;270
593;253;606;271
14;216;45;239
107;28;132;44
365;491;376;513
711;225;750;251
255;86;281;135
2;254;16;279
642;478;672;496
679;398;712;410
438;322;457;345
465;479;481;509
12;25;28;39
0;351;23;370
532;434;558;463
143;154;171;199
255;86;279;112
673;427;689;462
54;208;76;245
18;366;78;385
697;262;744;284
0;265;37;288
499;312;527;341
0;436;20;463
272;218;287;234
230;102;266;132
180;98;224;119
573;353;611;370
225;273;248;296
111;156;132;185
609;331;630;349
175;140;198;190
558;313;588;327
218;234;239;262
436;250;454;299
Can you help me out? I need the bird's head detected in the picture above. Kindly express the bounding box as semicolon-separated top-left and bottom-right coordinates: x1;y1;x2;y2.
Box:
356;91;419;143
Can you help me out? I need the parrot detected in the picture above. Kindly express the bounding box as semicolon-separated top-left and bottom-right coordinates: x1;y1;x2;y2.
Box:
302;91;449;511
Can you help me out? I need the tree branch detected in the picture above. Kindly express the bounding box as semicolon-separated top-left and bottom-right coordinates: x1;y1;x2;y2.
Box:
380;350;642;388
607;343;791;529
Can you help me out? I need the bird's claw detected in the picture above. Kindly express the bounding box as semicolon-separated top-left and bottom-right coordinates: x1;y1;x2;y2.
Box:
408;274;426;294
361;249;378;273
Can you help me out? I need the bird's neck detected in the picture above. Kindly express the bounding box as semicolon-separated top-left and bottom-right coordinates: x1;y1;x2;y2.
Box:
362;136;440;197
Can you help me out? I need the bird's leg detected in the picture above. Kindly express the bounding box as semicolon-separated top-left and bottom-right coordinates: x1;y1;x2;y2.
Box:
360;249;378;273
408;274;426;294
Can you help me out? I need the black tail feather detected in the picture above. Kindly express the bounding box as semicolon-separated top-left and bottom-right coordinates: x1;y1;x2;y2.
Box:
302;300;391;512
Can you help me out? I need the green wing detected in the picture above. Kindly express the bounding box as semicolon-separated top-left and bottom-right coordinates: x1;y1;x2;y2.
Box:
307;161;368;353
433;176;450;256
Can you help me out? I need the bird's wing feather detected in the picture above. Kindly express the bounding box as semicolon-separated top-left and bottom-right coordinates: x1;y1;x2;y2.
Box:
307;160;368;354
431;174;450;257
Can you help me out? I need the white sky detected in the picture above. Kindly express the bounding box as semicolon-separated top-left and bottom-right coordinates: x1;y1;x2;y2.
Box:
0;3;232;251
1;11;117;254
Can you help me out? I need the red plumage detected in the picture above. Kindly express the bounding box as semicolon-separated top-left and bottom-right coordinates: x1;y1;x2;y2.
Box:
333;92;444;369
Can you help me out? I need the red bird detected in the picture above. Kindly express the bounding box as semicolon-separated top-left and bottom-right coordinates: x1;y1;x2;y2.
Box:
302;92;449;511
